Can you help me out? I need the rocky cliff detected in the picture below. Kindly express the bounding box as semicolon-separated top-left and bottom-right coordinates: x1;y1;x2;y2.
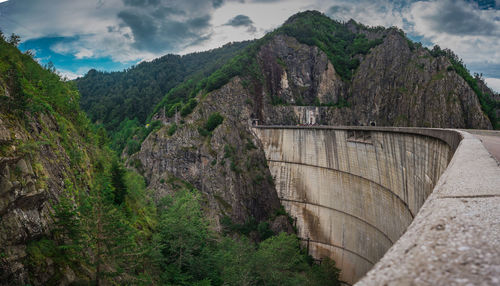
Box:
0;38;96;284
132;11;497;229
258;27;492;129
131;78;285;227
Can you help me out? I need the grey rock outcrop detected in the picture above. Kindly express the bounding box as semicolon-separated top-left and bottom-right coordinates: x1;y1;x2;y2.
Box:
130;78;283;226
0;109;93;285
253;31;493;129
135;27;495;232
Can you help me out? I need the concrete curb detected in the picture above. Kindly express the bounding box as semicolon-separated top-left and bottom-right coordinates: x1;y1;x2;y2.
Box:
356;129;500;285
254;126;500;285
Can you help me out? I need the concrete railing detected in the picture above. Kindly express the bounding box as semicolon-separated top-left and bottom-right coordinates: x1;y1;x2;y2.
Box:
253;126;500;285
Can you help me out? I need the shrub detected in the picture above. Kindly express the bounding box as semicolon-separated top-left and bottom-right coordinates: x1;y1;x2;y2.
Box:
167;123;177;136
204;112;224;132
126;139;141;155
180;98;197;117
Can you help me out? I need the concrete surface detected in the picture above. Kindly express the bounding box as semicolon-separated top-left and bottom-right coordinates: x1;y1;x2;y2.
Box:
462;129;500;162
253;126;500;286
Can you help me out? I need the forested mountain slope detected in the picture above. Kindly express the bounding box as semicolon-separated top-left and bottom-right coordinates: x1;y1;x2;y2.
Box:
0;32;339;286
129;11;499;239
75;41;251;132
0;31;158;285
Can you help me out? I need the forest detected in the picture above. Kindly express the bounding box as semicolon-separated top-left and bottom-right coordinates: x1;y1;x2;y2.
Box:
0;31;341;285
76;11;499;158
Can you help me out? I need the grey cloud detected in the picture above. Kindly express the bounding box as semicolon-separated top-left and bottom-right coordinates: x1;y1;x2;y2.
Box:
117;2;214;53
466;0;497;9
117;11;158;48
151;7;186;19
225;14;257;32
226;14;253;27
327;5;350;16
212;0;224;8
419;0;498;36
123;0;160;7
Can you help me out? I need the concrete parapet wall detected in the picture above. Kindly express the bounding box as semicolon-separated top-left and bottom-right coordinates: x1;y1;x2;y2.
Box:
253;126;497;285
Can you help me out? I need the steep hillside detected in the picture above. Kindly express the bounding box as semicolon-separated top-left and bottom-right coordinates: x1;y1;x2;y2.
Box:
1;34;338;286
75;41;251;132
129;11;498;230
0;35;96;283
0;34;161;285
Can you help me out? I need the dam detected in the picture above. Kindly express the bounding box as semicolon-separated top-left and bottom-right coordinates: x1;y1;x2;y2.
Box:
253;126;500;285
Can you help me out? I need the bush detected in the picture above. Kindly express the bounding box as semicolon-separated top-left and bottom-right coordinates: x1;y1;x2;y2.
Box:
126;139;141;155
204;112;224;132
180;98;197;117
167;123;177;136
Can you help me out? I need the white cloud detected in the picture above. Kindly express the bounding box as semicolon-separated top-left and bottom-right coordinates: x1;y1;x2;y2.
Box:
405;0;500;65
57;69;82;80
0;0;498;82
323;0;406;28
485;78;500;93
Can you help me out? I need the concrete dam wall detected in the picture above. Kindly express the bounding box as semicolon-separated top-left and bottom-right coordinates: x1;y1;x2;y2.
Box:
253;127;464;285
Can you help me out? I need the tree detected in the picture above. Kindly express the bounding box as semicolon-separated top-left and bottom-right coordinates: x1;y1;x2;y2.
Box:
79;172;139;285
253;233;309;286
110;160;127;205
52;181;83;265
215;237;256;286
8;33;20;46
306;257;341;286
154;189;212;284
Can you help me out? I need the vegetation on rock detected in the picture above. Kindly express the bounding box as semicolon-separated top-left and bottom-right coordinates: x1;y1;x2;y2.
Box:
0;33;341;285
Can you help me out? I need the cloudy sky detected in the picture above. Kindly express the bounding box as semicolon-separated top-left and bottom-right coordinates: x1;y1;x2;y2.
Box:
0;0;499;91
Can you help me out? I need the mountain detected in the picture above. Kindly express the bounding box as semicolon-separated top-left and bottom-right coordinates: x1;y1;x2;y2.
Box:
2;9;499;286
0;31;335;285
75;41;251;144
151;11;498;129
0;34;99;282
126;11;498;230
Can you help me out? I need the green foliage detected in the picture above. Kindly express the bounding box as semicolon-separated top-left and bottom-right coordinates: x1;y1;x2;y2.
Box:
0;36;84;123
204;112;224;131
253;233;309;285
152;44;263;118
167;123;178;136
180;98;198;117
431;45;499;129
280;11;383;81
76;41;252;132
110;160;127;205
126;139;141;155
119;120;162;155
198;112;224;136
154;189;341;286
307;257;341;286
154;189;212;285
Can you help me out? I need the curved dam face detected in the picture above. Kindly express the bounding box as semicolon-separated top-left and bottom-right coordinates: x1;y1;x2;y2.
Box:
253;127;462;285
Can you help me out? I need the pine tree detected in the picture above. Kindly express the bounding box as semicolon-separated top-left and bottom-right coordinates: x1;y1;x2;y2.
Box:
79;172;138;285
52;180;83;267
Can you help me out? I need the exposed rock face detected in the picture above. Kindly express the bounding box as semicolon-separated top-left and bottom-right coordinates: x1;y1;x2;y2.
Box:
136;30;494;230
0;106;92;284
259;35;345;106
130;78;282;225
349;30;491;128
256;32;492;129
